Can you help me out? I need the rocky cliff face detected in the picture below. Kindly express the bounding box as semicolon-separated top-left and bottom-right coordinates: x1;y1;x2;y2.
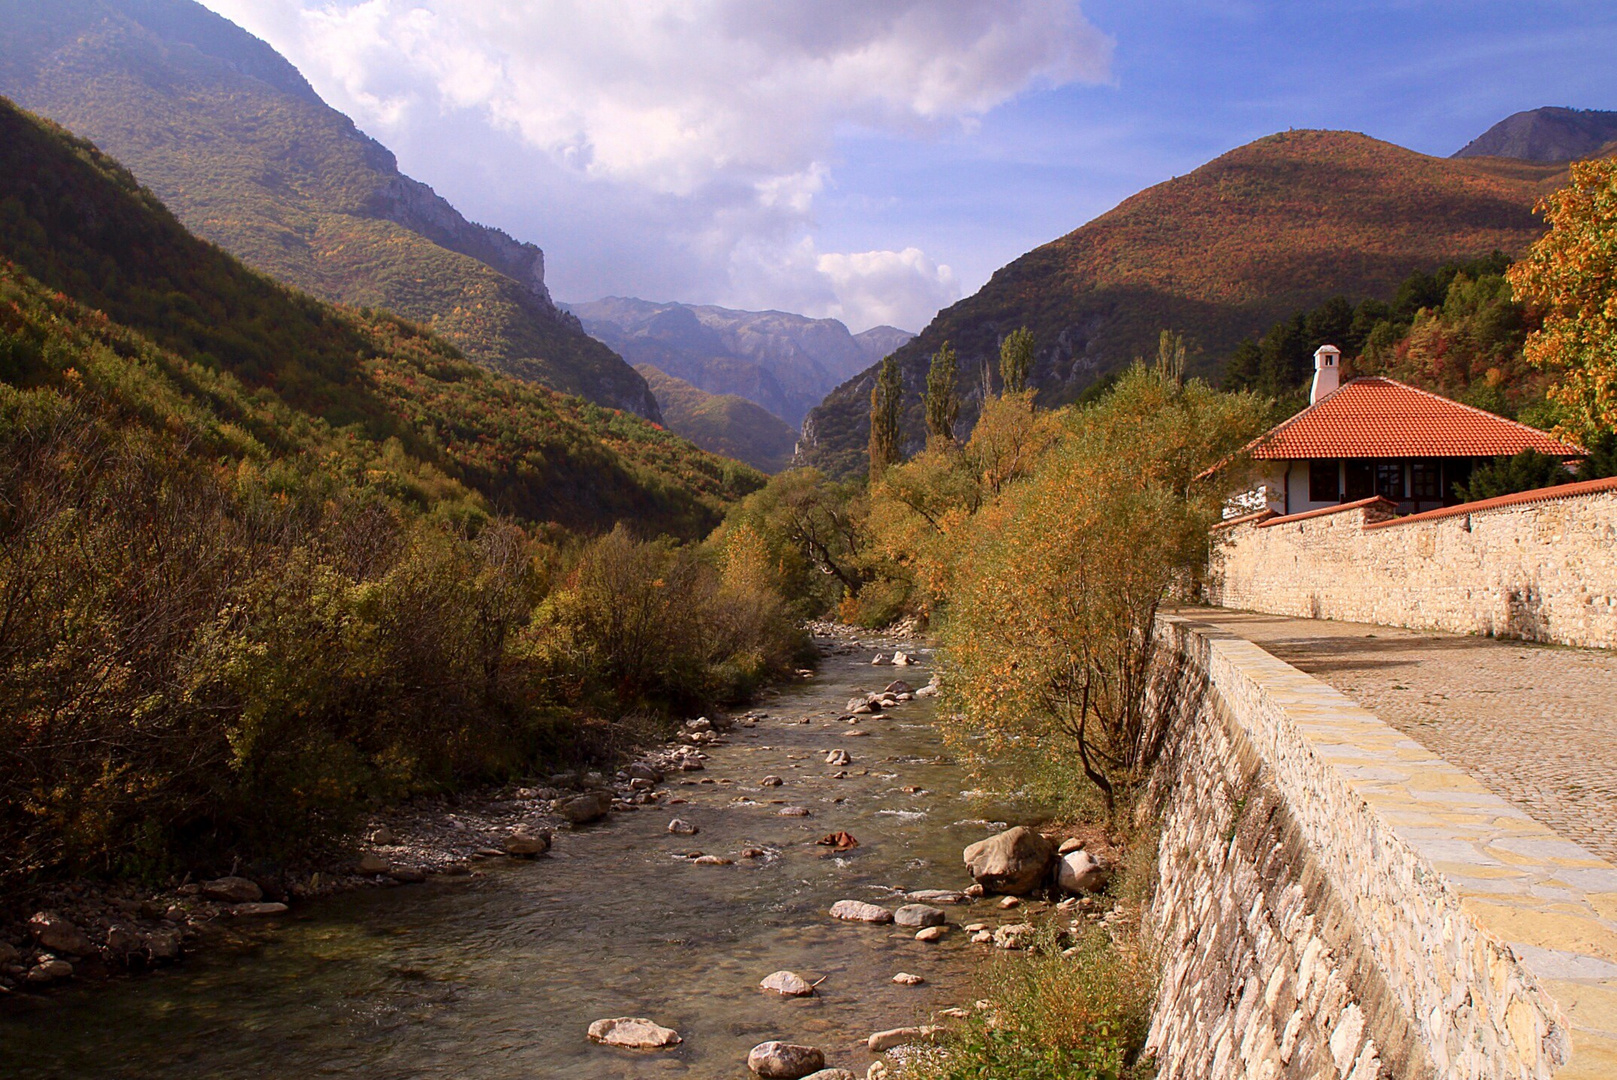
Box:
0;0;658;421
1454;107;1617;163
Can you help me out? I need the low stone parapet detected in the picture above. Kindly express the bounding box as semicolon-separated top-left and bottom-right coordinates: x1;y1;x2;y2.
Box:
1145;615;1617;1079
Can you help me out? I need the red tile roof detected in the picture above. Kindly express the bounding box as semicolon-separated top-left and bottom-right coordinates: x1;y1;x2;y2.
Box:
1250;378;1583;460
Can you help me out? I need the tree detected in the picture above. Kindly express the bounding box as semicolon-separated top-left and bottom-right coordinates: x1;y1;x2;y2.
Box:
1509;157;1617;442
868;354;903;478
940;366;1265;816
1154;330;1187;387
999;327;1035;395
924;341;961;444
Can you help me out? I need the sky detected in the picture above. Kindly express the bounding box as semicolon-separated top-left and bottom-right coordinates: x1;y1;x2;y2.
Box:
198;1;1617;334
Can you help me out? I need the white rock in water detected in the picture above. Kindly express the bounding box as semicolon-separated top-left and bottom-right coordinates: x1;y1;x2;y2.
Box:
824;749;851;766
505;830;550;856
587;1016;683;1049
871;654;892;666
1057;849;1111;894
829;900;893;924
867;1026;939;1053
748;1041;826;1079
905;889;968;904
667;818;700;835
801;1071;857;1080
760;775;784;787
891;652;912;666
760;970;815;996
914;925;948;943
914;685;938;698
891;972;925;985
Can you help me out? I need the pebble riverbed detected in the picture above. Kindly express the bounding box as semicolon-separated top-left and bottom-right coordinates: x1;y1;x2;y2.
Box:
0;635;1053;1079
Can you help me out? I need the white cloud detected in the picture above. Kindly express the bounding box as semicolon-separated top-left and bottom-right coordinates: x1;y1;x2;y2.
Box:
200;0;1109;328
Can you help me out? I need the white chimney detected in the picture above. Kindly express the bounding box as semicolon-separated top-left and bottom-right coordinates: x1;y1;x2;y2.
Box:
1310;344;1341;404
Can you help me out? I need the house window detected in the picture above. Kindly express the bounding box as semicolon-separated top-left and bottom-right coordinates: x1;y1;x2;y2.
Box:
1344;461;1374;500
1411;461;1442;500
1308;459;1339;502
1376;461;1405;500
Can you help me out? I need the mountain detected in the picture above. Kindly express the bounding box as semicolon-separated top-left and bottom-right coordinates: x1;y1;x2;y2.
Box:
798;129;1565;477
635;365;799;474
0;0;659;419
570;297;911;427
1455;107;1617;163
0;95;759;537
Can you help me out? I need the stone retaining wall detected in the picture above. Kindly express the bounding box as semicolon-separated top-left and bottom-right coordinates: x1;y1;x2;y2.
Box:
1207;479;1617;649
1143;616;1580;1080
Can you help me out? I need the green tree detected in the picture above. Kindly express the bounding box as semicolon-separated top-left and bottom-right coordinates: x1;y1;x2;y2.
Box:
1509;157;1617;441
925;341;961;445
868;354;904;478
1154;329;1187;386
999;327;1035;395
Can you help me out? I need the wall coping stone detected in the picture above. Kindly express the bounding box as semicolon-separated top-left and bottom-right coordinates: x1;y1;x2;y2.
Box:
1163;614;1617;1078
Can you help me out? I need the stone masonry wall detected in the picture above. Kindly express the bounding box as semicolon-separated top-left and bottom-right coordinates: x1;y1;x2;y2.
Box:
1207;481;1617;649
1143;617;1569;1080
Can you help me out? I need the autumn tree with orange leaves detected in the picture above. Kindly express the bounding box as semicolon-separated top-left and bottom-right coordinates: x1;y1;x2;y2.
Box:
1509;157;1617;442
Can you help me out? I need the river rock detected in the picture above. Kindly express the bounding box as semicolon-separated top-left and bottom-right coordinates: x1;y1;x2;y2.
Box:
882;680;913;695
962;826;1055;895
914;685;938;698
356;853;390;875
829;900;893;924
0;941;20;965
871;654;892;666
368;826;396;845
801;1071;857;1080
559;791;612;824
693;855;733;865
587;1016;683;1049
144;929;181;960
202;866;265;905
867;1065;892;1080
686;717;712;732
387;866;427;884
760;970;815;996
891;652;913;666
891;972;925;985
760;775;784;787
993;923;1036;950
999;895;1021;909
777;806;812;817
27;958;73;983
505;830;551;856
1057;837;1085;855
824;749;851;766
914;925;948;942
894;904;946;928
1056;849;1110;894
905;889;967;904
627;762;664;782
668;818;700;835
748;1041;825;1078
867;1026;937;1052
230;902;290;916
27;912;92;956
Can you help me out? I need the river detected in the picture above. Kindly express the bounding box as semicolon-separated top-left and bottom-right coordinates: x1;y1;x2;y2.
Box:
0;638;1030;1079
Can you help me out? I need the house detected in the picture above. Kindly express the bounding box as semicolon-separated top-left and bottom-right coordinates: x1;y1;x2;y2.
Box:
1237;345;1583;516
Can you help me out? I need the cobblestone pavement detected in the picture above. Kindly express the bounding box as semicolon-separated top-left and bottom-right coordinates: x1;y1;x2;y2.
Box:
1183;608;1617;864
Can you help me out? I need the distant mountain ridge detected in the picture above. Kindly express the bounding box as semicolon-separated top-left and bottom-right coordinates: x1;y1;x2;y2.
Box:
570;297;911;427
0;0;659;418
1455;107;1617;163
798;129;1566;477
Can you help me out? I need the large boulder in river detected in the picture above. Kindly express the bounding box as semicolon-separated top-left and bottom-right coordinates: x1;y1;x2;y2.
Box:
962;826;1055;895
588;1016;683;1049
893;904;946;928
27;912;92;956
748;1041;826;1079
829;900;893;923
1056;849;1111;894
760;970;815;996
558;791;612;824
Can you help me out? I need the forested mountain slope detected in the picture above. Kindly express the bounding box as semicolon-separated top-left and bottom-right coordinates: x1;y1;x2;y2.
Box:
572;297;910;427
799;129;1563;477
0;96;758;537
0;0;659;418
635;364;799;474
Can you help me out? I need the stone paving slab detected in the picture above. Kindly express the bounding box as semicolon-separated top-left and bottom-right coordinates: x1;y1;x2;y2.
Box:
1186;610;1617;866
1174;614;1617;1079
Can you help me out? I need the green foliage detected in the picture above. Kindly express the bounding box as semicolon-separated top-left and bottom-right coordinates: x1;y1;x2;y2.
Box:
634;364;798;473
999;327;1035;395
1454;450;1573;502
713;468;870;617
901;927;1155;1080
925;341;961;444
869;354;904;478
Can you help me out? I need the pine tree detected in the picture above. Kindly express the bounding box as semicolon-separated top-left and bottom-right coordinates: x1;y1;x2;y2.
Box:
868;354;903;477
924;341;960;444
999;327;1035;395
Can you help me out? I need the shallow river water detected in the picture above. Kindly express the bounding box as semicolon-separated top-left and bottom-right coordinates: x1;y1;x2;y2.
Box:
1;642;1028;1079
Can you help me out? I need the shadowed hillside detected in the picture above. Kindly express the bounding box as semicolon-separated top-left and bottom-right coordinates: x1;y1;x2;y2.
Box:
636;365;799;474
1455;107;1617;163
0;0;659;418
572;297;909;426
0;96;758;537
799;129;1564;477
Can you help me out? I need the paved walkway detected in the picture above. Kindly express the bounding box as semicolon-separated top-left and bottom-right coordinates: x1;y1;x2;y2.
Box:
1184;608;1617;865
